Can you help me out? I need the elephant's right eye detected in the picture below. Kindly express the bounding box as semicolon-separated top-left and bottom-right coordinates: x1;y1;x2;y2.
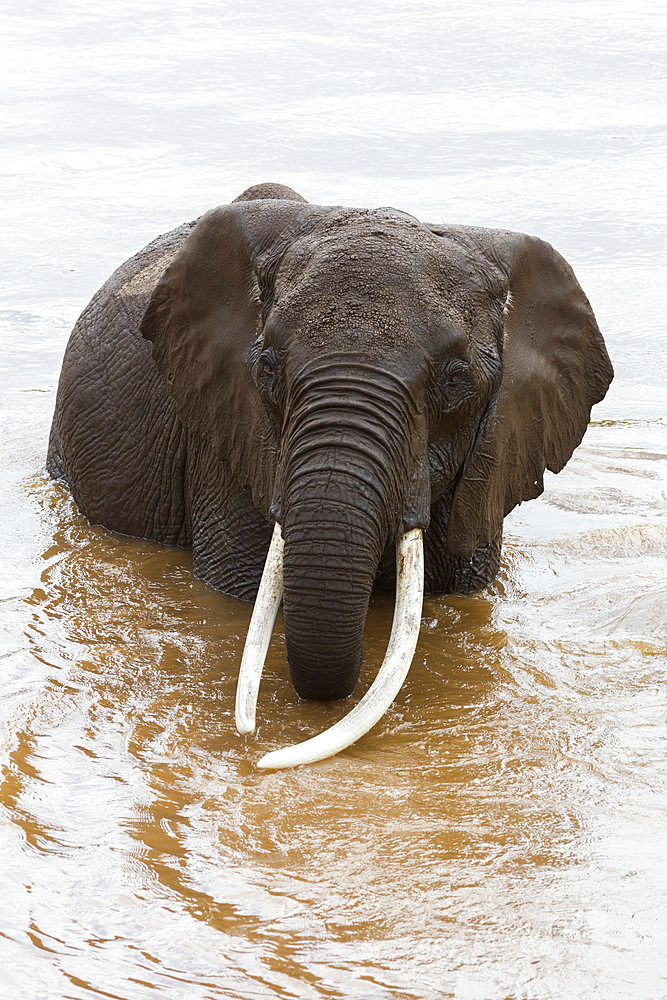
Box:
257;347;279;391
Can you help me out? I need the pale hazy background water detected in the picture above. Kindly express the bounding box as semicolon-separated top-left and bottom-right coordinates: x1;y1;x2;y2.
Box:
1;2;666;999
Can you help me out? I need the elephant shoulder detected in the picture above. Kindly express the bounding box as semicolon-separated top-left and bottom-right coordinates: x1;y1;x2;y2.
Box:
92;220;201;328
50;221;203;545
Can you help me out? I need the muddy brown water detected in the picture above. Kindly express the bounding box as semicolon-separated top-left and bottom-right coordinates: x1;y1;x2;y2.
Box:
2;2;666;998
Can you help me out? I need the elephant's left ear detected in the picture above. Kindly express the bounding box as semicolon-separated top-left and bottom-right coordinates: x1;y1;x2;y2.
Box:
428;225;614;559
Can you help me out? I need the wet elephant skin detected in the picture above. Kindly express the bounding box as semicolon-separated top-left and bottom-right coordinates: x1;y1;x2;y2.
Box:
47;182;613;701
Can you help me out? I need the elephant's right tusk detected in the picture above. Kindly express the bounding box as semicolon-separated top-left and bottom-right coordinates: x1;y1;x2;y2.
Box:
255;527;424;770
235;521;284;735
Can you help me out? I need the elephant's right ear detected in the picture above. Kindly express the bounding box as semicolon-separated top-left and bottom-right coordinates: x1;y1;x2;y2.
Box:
141;200;322;514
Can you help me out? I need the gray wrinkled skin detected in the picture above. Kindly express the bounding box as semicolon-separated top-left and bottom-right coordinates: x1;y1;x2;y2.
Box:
48;182;613;701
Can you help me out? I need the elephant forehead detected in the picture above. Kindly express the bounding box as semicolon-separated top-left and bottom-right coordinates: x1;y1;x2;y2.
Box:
273;216;476;346
279;212;458;286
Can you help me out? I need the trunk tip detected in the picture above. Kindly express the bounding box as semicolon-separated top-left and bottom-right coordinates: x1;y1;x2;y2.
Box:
289;657;360;702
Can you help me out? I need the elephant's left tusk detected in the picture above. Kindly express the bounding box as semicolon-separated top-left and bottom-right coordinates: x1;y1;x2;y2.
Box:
256;527;424;770
235;522;284;735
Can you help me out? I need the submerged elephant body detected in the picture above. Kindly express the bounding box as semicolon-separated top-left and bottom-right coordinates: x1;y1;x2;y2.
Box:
48;183;613;761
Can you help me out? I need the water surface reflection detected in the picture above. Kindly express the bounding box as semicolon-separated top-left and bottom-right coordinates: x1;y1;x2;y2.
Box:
2;467;663;997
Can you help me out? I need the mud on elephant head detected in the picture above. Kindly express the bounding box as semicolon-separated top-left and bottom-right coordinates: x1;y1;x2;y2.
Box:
48;182;613;767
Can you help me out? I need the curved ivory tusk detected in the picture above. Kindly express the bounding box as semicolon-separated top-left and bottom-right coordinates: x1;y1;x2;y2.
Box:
256;527;424;769
235;522;284;735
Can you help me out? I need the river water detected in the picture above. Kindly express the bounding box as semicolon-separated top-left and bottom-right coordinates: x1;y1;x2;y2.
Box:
1;2;666;998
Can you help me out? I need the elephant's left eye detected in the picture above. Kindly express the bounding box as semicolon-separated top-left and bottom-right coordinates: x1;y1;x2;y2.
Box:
444;361;468;386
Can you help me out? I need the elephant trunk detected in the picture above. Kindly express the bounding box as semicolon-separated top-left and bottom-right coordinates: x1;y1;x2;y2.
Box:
279;361;419;701
282;484;384;700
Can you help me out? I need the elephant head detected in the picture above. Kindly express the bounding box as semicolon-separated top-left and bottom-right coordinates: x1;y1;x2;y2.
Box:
140;189;613;767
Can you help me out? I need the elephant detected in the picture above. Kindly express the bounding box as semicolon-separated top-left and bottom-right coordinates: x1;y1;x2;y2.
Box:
47;181;613;768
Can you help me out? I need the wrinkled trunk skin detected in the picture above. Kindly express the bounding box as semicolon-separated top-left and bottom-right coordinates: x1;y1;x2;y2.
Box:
280;367;416;701
283;479;385;700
